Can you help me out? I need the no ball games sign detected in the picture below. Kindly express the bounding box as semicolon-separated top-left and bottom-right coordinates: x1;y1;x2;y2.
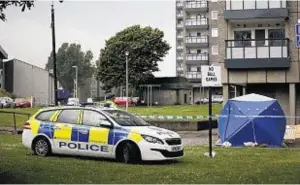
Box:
201;65;221;87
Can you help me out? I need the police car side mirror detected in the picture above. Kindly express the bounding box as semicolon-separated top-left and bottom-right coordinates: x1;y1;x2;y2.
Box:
99;120;113;129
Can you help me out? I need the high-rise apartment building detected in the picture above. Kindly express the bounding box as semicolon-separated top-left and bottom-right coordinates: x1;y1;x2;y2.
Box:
218;0;300;125
176;0;221;104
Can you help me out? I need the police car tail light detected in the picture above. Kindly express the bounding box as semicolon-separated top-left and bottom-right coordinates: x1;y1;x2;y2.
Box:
24;121;31;129
141;135;164;145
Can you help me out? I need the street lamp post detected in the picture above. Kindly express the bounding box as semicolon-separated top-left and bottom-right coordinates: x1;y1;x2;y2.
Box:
125;51;129;111
72;66;78;98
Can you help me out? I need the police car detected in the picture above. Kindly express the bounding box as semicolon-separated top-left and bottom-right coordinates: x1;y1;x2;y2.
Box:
22;106;183;163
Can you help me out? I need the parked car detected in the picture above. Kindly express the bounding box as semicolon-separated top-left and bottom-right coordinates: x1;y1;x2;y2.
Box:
67;98;80;106
15;98;31;108
113;97;137;106
0;97;16;108
195;95;223;104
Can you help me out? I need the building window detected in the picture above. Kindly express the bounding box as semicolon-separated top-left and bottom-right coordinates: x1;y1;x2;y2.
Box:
197;67;201;72
234;30;251;47
191;66;197;72
211;28;218;37
268;29;285;46
212;46;219;55
187;66;191;72
211;0;218;2
211;11;218;20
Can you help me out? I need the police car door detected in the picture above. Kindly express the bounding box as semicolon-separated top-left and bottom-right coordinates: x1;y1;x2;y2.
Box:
78;109;113;158
52;109;81;155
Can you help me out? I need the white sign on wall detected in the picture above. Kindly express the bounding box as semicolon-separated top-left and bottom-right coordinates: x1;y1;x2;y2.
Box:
201;65;222;87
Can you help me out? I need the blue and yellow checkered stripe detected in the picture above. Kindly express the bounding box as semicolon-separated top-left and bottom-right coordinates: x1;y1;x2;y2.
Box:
35;122;142;145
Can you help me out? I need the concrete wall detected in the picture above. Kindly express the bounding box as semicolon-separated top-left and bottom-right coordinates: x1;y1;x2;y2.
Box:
90;76;105;99
10;59;54;105
151;89;177;105
145;89;191;105
78;77;91;102
296;84;300;124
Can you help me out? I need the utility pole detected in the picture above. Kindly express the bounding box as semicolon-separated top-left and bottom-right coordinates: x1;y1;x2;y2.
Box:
125;51;129;111
51;2;58;106
51;0;64;106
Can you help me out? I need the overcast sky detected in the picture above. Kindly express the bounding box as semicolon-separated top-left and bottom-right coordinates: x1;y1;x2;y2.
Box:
0;0;176;77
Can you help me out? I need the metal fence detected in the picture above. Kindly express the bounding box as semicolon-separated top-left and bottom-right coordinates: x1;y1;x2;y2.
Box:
0;110;31;134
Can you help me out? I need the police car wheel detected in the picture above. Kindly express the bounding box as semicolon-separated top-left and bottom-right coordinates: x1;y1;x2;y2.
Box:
119;142;140;164
33;138;51;157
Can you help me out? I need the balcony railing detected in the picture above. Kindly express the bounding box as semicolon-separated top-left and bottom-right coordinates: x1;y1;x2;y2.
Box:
186;72;201;79
177;67;184;71
177;56;183;60
186;53;208;61
226;0;286;10
176;1;184;7
177;23;183;28
177;34;184;39
186;36;208;44
225;39;289;59
177;12;184;17
185;18;208;26
177;45;184;50
185;1;208;9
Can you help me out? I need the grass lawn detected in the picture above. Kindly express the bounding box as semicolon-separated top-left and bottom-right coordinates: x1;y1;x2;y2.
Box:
125;104;222;116
1;134;300;184
0;105;222;129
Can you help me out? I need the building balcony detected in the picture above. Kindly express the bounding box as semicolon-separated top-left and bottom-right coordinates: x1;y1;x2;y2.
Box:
176;1;184;8
186;72;202;82
177;67;184;72
177;12;184;18
185;36;208;47
177;56;183;60
224;0;288;21
225;38;290;69
186;53;208;65
177;34;184;39
184;1;208;12
177;45;184;50
185;18;208;29
176;23;184;29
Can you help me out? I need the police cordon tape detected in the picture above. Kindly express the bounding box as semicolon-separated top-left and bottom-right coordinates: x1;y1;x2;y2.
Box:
133;114;300;120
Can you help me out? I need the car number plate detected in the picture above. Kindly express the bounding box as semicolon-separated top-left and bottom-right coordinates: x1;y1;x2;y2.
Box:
171;146;181;152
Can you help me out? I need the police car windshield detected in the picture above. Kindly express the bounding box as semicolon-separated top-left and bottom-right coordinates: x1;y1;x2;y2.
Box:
103;110;150;126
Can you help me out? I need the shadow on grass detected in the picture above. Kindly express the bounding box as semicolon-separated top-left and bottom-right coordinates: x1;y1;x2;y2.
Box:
0;171;26;184
26;152;181;166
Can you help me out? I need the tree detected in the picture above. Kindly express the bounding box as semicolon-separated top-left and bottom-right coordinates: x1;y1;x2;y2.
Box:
96;25;171;90
46;42;94;92
0;1;34;21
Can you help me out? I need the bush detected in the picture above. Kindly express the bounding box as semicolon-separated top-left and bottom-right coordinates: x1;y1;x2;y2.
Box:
0;88;20;99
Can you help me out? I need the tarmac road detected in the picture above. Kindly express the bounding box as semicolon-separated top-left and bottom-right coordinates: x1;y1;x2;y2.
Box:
178;129;219;146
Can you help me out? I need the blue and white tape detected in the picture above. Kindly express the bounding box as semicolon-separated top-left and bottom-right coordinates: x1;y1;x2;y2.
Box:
135;114;300;120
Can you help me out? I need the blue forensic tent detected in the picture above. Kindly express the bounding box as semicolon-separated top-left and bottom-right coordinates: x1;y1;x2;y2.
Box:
218;93;286;147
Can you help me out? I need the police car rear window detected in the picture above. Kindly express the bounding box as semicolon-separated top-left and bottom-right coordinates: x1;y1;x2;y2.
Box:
57;110;81;124
36;110;56;121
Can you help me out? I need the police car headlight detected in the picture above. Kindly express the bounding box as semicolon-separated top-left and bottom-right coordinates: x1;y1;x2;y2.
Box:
141;135;164;145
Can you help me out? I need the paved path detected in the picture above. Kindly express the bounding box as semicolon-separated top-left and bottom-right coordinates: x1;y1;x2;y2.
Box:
178;129;219;146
